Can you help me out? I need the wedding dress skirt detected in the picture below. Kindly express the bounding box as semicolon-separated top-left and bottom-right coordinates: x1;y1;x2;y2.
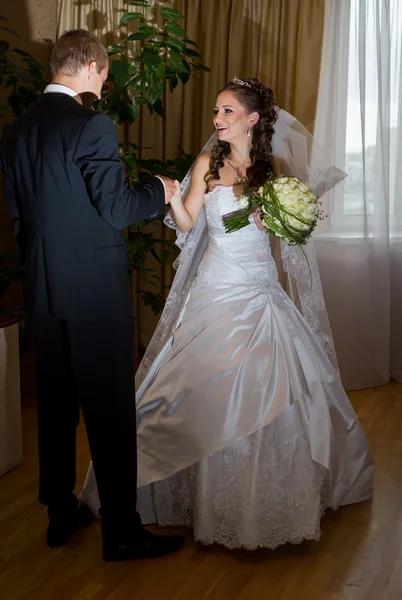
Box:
81;186;373;550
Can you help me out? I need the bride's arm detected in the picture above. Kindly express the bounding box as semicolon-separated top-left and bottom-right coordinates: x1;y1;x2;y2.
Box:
169;154;209;233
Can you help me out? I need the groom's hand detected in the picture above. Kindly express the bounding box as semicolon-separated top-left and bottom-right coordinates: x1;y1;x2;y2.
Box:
156;175;181;205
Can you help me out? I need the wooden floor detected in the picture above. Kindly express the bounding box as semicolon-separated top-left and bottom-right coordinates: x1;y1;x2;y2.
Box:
1;352;402;600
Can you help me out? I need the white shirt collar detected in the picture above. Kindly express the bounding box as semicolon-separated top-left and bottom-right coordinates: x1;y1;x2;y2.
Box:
44;84;79;97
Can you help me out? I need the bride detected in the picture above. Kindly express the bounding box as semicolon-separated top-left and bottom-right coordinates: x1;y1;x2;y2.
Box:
81;77;374;550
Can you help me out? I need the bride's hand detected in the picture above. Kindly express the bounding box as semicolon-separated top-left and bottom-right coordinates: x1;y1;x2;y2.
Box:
253;209;266;231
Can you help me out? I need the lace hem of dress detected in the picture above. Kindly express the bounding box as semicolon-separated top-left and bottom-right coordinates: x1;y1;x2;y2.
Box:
137;403;330;551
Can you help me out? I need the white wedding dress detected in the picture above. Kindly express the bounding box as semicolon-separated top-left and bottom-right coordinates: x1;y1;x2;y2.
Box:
81;185;374;550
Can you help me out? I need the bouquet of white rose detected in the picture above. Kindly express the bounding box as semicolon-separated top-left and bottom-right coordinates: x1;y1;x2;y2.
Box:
222;176;322;246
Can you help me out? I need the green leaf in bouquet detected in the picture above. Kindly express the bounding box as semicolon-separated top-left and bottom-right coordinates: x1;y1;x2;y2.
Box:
134;96;147;105
165;22;186;38
160;7;184;20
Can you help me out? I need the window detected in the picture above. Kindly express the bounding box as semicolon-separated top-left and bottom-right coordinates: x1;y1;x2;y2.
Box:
330;0;402;231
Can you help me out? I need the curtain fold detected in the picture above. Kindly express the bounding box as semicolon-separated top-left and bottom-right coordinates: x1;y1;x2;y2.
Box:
57;0;325;349
313;0;402;389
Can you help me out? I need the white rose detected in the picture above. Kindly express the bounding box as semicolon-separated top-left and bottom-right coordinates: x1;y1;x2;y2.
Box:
238;195;250;209
298;182;310;193
287;216;310;231
282;192;299;206
273;183;284;194
305;204;317;216
301;209;315;221
286;216;299;228
289;180;300;190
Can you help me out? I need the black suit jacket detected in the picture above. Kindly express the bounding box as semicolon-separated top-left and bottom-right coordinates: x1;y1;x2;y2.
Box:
0;93;165;322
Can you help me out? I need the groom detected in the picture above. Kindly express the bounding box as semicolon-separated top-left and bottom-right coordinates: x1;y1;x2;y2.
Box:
0;29;183;560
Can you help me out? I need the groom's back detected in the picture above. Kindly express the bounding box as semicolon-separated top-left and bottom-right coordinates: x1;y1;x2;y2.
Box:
2;94;95;233
0;94;131;321
17;95;90;164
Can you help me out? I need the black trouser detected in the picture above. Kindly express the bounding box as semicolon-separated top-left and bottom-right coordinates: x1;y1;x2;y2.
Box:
30;316;142;530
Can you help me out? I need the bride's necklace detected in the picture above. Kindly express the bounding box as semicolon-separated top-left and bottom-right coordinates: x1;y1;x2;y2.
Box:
227;160;249;184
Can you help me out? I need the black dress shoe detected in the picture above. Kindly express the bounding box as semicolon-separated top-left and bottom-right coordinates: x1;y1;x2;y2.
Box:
47;503;94;548
102;528;185;561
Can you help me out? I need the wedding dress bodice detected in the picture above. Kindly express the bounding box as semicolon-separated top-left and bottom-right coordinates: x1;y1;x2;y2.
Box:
197;185;280;293
204;185;269;251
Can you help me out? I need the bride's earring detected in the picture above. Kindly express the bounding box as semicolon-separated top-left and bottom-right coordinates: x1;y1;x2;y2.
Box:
247;126;251;137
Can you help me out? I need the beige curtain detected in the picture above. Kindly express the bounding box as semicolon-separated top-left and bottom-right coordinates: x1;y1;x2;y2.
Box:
57;0;125;43
57;0;325;351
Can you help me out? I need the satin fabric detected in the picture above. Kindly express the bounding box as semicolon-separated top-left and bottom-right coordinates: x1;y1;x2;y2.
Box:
81;186;373;547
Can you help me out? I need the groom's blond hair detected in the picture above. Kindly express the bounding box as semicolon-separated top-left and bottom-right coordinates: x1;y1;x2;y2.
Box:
50;29;109;78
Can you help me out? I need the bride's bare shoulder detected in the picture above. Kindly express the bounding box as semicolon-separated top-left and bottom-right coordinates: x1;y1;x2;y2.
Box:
195;153;211;171
191;153;211;183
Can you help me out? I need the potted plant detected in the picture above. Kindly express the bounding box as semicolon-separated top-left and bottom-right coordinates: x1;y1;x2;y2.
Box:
0;3;210;353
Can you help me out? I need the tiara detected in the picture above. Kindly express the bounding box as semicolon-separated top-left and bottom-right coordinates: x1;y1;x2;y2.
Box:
231;76;252;89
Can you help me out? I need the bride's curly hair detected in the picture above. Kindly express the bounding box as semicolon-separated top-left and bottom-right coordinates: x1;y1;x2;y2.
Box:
205;78;277;191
